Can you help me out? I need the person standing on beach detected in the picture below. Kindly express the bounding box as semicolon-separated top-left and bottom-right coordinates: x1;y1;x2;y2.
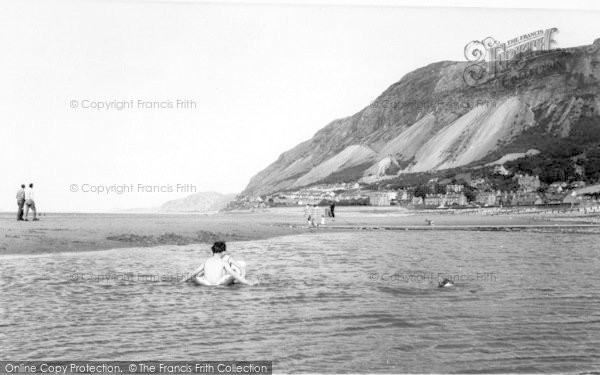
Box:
16;184;25;221
24;183;39;221
304;203;310;224
329;201;335;219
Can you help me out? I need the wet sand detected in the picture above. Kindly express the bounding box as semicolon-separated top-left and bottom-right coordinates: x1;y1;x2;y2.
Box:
1;206;599;254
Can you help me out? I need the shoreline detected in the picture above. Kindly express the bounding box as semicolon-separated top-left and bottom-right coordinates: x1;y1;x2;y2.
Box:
1;207;599;255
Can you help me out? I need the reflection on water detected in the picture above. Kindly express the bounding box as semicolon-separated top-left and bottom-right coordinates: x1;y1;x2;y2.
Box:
1;231;599;373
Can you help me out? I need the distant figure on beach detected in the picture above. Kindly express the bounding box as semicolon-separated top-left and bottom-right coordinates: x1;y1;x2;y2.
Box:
16;184;25;221
330;201;335;219
24;183;38;221
307;213;317;227
185;241;252;285
312;205;320;226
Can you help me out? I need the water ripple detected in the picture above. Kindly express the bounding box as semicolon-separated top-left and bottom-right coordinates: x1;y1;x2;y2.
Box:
1;231;599;372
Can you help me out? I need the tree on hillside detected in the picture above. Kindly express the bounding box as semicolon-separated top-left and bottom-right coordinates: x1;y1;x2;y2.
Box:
463;186;477;202
434;184;446;194
584;146;600;182
414;185;429;198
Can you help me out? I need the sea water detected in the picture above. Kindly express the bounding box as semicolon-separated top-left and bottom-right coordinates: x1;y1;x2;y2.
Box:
1;231;599;373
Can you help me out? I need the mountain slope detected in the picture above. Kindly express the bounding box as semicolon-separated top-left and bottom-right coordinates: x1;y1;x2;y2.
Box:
293;145;377;188
243;40;600;196
159;192;235;213
407;96;535;172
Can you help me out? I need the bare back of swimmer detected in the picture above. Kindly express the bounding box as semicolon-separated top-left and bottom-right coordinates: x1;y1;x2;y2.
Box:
184;241;252;285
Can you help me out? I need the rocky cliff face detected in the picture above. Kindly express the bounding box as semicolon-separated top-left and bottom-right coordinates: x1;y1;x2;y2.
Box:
243;40;600;196
159;192;236;213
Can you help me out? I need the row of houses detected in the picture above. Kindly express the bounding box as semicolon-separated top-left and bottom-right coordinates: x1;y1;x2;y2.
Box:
372;190;566;208
375;190;589;207
474;190;597;206
273;189;574;208
272;189;369;206
419;193;468;207
366;191;469;207
235;175;599;209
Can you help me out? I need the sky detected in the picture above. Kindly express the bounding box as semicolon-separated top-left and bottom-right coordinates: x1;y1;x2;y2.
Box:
1;0;600;212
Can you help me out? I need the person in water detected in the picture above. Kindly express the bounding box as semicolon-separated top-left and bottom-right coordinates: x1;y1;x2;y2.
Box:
438;276;454;288
185;241;252;285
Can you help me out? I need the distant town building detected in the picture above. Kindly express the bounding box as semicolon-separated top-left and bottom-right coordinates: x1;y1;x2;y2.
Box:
445;184;464;193
423;193;467;207
548;181;567;193
516;174;541;192
444;193;467;206
368;191;398;206
411;196;424;205
424;194;444;207
272;196;297;205
511;192;542;206
544;191;567;204
335;190;370;204
475;192;497;206
396;189;410;202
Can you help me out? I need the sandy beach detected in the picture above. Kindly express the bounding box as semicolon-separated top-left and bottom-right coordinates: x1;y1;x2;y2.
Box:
1;206;599;255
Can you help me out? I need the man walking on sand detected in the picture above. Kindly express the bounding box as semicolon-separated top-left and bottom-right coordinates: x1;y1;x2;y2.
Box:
24;183;39;221
16;184;25;221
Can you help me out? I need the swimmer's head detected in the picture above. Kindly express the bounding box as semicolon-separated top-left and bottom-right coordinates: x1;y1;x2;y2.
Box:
211;241;227;253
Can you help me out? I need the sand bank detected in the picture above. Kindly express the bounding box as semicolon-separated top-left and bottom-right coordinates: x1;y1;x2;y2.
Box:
1;206;599;254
